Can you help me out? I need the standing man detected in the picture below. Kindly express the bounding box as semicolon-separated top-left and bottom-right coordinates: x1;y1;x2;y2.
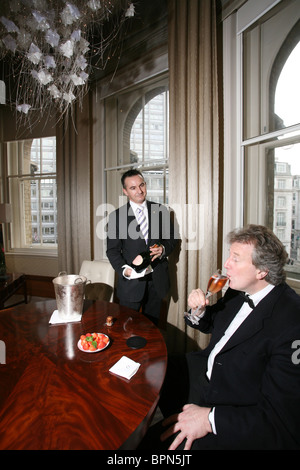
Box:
106;169;178;325
154;224;300;450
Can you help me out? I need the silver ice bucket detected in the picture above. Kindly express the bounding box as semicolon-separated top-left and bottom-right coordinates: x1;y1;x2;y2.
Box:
52;272;87;319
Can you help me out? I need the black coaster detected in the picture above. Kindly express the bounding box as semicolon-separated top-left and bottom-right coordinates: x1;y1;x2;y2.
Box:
126;336;147;349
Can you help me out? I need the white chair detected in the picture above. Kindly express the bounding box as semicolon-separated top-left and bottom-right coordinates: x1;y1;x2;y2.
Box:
79;260;115;302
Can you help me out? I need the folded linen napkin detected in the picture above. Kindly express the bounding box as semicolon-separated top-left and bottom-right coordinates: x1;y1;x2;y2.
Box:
49;309;82;324
122;264;153;279
109;356;141;380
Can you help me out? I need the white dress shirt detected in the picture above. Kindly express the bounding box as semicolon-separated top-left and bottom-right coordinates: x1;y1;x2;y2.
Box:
205;283;275;433
129;200;165;257
121;201;149;279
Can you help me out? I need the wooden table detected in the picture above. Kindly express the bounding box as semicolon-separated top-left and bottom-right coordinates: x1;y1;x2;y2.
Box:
0;299;167;450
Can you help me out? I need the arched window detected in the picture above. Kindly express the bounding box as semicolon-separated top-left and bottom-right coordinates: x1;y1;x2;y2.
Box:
272;38;300;268
270;21;300;132
124;86;169;203
105;77;169;207
123;87;168;162
241;2;300;280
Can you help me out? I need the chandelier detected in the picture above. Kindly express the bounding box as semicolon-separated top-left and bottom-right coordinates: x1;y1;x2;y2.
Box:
0;0;135;126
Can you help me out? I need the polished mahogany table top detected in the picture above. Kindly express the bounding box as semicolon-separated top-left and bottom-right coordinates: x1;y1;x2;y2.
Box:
0;299;167;450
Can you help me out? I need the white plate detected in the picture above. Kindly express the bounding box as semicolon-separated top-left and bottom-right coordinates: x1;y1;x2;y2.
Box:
77;333;110;353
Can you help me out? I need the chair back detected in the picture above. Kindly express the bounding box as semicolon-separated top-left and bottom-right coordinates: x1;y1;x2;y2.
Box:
79;260;115;302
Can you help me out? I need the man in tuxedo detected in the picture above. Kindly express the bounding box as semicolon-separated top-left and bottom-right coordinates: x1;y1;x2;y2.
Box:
106;169;178;325
158;224;300;450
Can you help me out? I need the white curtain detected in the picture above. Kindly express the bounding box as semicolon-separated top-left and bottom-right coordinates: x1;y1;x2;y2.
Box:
56;94;92;274
167;0;221;352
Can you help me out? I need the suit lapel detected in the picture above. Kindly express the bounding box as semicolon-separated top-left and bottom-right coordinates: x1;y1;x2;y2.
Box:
146;200;154;247
219;284;284;354
118;203;136;240
127;202;135;219
206;294;243;353
147;200;163;247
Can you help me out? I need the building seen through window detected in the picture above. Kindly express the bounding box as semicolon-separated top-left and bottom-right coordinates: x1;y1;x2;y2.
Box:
243;0;300;280
30;138;57;245
7;136;57;249
272;40;300;275
274;145;300;271
126;87;169;204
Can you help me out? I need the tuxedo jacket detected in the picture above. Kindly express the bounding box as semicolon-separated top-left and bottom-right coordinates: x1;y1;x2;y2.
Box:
106;201;178;304
185;284;300;449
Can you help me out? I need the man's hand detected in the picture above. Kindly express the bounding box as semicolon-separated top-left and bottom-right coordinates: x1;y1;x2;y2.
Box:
188;288;209;312
161;404;212;450
124;267;133;277
150;243;164;261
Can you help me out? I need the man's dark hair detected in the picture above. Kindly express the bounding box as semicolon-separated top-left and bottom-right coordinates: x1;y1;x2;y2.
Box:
121;169;144;188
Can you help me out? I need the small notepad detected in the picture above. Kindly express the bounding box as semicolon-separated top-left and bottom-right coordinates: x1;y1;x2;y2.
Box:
109;356;141;380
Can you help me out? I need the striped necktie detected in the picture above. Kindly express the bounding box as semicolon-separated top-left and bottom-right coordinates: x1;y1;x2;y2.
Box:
136;207;148;244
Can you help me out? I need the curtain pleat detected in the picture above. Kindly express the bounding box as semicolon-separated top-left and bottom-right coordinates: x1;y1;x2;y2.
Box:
167;0;220;352
56;94;92;274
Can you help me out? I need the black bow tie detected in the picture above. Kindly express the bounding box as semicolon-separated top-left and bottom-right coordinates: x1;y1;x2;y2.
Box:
240;292;255;309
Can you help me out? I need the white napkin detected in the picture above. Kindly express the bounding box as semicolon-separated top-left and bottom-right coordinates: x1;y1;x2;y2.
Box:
122;264;153;279
49;309;82;324
109;356;141;380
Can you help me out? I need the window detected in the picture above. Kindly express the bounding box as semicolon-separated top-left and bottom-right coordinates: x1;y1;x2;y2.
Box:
105;77;169;208
241;1;300;280
277;196;286;208
276;212;286;227
6;136;57;250
277;179;286;190
128;88;169;203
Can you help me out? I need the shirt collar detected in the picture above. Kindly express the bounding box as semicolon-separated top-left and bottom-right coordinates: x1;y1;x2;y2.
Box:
246;283;275;307
129;200;147;213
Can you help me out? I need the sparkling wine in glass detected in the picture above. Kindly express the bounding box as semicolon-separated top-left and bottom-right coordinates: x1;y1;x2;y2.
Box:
205;269;228;298
184;269;228;324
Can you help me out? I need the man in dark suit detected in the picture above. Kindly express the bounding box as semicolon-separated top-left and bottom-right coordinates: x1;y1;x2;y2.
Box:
106;169;178;324
158;224;300;450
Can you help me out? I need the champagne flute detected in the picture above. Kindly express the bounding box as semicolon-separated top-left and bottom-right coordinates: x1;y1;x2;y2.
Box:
184;269;228;324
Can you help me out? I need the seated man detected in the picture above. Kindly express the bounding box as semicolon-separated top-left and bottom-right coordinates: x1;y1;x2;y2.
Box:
146;224;300;450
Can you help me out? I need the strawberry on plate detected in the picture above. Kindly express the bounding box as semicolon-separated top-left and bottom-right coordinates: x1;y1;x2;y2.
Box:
78;332;110;353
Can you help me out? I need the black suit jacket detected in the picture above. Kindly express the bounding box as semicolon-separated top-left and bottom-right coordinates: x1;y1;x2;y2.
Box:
106;201;178;303
185;284;300;449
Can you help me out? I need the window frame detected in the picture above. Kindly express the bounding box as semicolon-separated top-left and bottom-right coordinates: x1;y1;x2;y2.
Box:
5;136;57;256
104;74;169;208
222;0;300;291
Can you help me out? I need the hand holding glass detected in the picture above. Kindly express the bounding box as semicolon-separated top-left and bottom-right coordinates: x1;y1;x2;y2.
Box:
184;269;228;324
